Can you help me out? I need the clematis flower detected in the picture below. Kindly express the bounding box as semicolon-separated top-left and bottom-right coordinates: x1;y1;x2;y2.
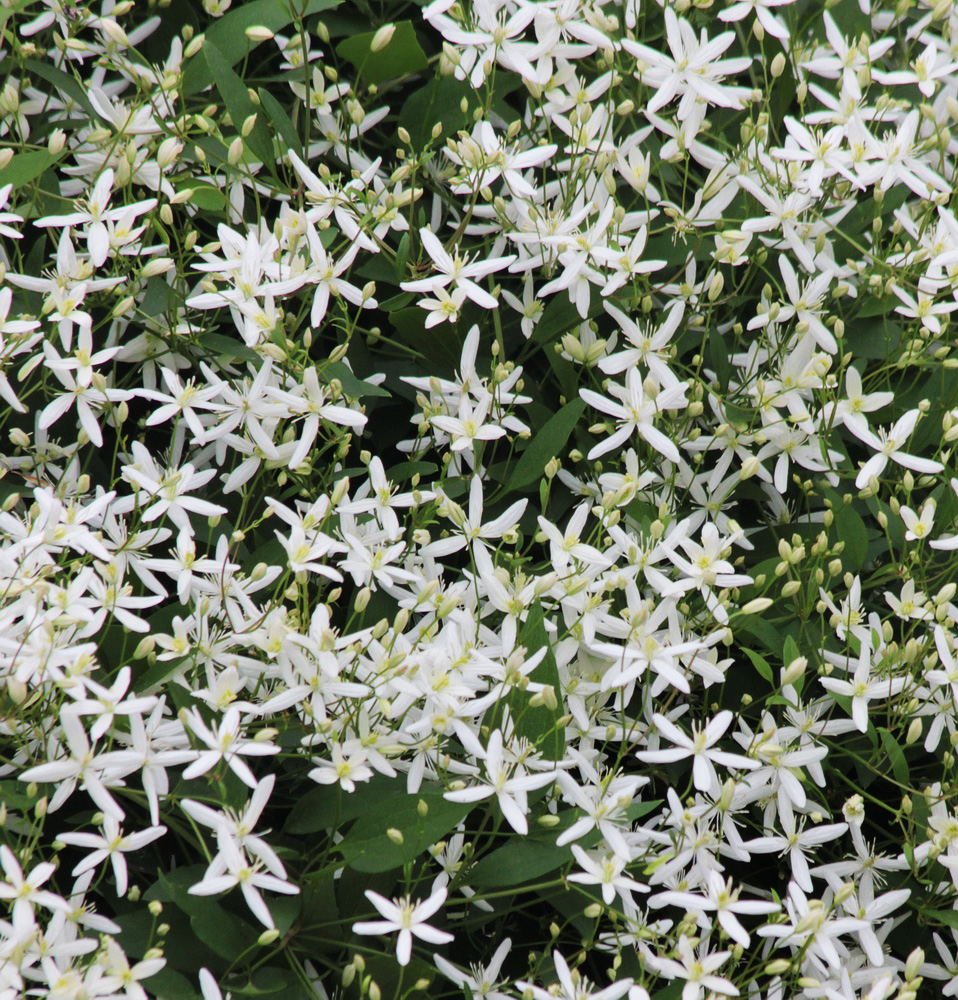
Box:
353;886;453;966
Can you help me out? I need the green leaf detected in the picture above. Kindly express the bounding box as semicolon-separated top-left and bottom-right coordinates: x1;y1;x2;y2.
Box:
198;332;261;363
342;789;471;873
468;832;571;888
140;278;176;318
0;149;64;191
626;798;662;821
180;183;227;212
335;21;427;84
132;654;191;696
230;970;291;996
708;329;730;391
835;503;868;571
24;58;98;120
324;361;391;398
183;0;343;95
386;460;438;483
513;601;565;760
258;87;302;158
0;779;34;812
924;908;958;930
141;966;202;1000
532;294;603;345
286;775;406;834
783;636;801;671
743;648;773;684
879;727;910;788
146;867;259;960
738;614;784;657
505;399;585;493
400;76;472;149
202;41;274;166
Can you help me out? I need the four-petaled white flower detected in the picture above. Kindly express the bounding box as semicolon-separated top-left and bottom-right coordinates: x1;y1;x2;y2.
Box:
353;886;454;966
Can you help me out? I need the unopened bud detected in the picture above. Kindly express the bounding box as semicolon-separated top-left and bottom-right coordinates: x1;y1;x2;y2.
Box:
782;656;807;685
371;23;396;52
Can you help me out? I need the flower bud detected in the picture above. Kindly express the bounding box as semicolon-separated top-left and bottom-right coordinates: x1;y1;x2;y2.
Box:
48;128;67;154
371;23;396;52
782;656;807;685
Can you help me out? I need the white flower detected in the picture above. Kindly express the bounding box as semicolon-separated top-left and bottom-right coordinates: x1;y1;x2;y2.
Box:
189;836;299;929
353;886;453;966
402;227;515;309
846;408;944;488
434;937;512;1000
637;710;758;796
621;8;751;121
58;818;166;897
645;935;738;1000
517;950;632;1000
649;870;779;947
580;367;688;463
443;729;555;835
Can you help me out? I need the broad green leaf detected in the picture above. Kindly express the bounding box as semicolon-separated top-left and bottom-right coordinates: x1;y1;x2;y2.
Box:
0;150;63;191
140;278;177;318
336;21;427;85
468;833;571;888
879;727;910;788
198;331;261;363
783;636;801;671
324;361;391;398
835;503;868;571
386;460;438;483
738;613;783;657
25;59;98;120
0;779;33;812
924;908;958;930
183;0;343;95
146;867;259;960
132;654;191;696
532;295;603;345
258;87;302;158
286;775;406;834
180;183;227;212
342;790;471;873
400;76;472;149
230;971;291;996
202;41;274;166
505;399;585;493
140;966;202;1000
743;648;773;684
708;329;730;391
626;798;663;821
514;601;565;760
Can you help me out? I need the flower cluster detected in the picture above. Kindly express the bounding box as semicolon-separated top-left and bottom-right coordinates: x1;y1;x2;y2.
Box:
0;1;957;999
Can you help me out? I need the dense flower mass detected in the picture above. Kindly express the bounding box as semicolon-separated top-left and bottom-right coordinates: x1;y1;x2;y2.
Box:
1;1;958;999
